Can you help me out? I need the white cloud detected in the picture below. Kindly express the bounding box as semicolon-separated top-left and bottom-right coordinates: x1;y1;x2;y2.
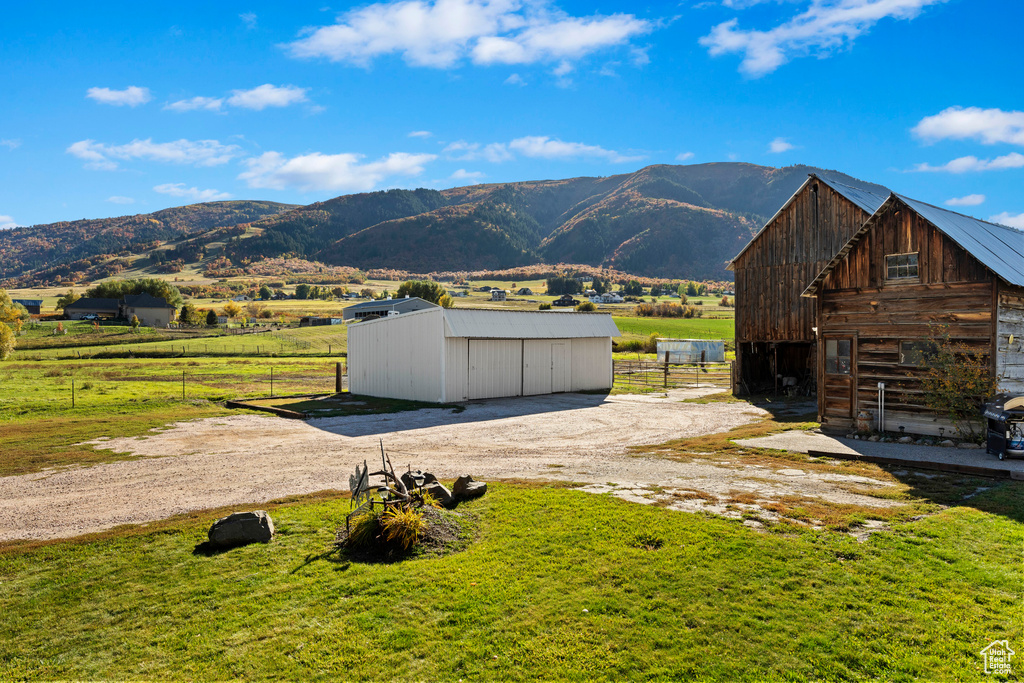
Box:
0;215;19;230
451;168;485;181
701;0;947;77
66;138;242;170
913;106;1024;146
990;212;1024;229
287;0;652;71
912;153;1024;173
154;183;232;202
107;196;136;204
408;130;433;138
944;194;985;207
239;150;437;192
0;139;20;150
445;135;642;163
504;72;526;85
509;135;642;162
768;137;794;153
164;96;224;112
226;84;308;110
86;86;152;107
240;12;258;29
443;140;515;162
676;151;695;162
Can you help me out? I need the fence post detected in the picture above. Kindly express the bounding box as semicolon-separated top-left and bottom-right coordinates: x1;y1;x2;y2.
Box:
336;362;343;393
182;370;185;400
271;367;274;397
663;351;669;389
72;379;75;408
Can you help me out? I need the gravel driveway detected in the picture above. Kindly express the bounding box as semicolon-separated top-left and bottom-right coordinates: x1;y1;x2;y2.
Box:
0;389;897;541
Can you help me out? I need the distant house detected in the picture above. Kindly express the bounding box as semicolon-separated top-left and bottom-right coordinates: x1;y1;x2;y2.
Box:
343;296;440;322
121;294;177;328
589;292;623;304
232;294;250;302
490;289;507;301
64;298;120;320
517;287;534;296
12;299;42;315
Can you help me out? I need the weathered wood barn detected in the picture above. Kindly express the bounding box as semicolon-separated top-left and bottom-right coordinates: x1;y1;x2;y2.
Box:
802;194;1024;435
728;174;889;393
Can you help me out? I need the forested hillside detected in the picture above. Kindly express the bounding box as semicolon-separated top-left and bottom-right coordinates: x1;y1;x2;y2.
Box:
2;163;887;283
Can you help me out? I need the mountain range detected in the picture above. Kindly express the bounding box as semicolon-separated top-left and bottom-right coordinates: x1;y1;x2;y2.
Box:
0;163;888;285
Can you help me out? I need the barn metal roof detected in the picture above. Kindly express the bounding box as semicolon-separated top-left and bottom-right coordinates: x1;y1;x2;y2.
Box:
727;173;889;270
442;309;620;339
896;194;1024;287
802;193;1024;296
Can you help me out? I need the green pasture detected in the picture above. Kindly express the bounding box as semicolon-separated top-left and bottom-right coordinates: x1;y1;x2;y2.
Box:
0;482;1020;681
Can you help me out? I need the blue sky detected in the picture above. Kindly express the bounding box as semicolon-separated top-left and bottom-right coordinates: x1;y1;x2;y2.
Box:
2;0;1023;230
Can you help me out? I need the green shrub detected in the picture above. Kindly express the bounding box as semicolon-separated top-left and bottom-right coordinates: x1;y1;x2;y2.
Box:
539;303;552;310
575;301;597;312
348;509;382;548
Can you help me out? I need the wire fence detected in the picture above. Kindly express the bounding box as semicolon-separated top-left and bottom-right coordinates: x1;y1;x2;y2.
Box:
613;360;734;391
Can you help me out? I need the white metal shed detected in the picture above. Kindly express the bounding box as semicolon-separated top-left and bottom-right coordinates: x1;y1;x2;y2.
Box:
347;308;620;402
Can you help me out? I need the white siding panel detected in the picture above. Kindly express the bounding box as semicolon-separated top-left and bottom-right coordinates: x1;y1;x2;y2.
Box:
468;340;522;399
571;338;613;391
348;309;444;402
444;337;469;402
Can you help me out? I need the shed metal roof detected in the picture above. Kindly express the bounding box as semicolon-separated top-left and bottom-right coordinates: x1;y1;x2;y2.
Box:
802;193;1024;296
344;296;437;311
727;173;890;269
443;309;620;339
896;194;1024;287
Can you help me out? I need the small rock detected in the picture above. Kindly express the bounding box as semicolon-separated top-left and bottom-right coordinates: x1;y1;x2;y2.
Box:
208;510;274;548
868;435;880;442
582;609;589;613
898;436;914;444
956;442;982;449
940;439;955;448
423;481;455;508
853;435;860;440
453;475;488;501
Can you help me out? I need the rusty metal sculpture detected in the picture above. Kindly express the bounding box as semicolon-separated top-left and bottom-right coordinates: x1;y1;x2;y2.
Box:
346;439;432;533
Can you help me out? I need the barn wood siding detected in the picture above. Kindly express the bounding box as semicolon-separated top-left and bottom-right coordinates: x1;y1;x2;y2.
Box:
996;285;1024;394
733;181;871;344
816;204;997;433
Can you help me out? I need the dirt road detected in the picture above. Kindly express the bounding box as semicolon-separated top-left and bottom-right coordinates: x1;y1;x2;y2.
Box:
0;389;897;540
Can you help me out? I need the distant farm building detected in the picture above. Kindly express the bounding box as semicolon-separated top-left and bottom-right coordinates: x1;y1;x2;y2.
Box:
728;174;889;394
64;295;176;327
347;308;620;402
12;299;42;315
517;287;534;296
342;297;439;322
802;194;1024;435
299;317;344;327
122;294;176;328
656;339;725;363
64;298;121;320
490;289;507;301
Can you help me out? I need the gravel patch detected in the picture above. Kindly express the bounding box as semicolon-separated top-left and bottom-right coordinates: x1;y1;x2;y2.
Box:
0;389;897;541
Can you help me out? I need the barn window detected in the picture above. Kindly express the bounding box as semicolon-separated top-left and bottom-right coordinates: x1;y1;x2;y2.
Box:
899;341;937;366
825;339;851;374
886;252;919;280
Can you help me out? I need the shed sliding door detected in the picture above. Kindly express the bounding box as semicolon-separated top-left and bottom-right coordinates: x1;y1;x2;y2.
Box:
468;340;522;399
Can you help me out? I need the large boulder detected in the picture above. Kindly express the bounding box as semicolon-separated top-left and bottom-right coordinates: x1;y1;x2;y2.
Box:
208;510;274;548
453;475;487;502
424;481;455;509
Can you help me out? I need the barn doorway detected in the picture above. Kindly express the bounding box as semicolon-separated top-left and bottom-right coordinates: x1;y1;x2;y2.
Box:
822;335;857;423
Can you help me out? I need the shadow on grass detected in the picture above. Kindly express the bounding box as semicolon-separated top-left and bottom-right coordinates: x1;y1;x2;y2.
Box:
192;539;273;556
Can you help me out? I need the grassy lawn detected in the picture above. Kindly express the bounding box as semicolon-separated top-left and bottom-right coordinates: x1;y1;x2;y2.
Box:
0;357;340;476
613;315;735;341
0;482;1019;680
